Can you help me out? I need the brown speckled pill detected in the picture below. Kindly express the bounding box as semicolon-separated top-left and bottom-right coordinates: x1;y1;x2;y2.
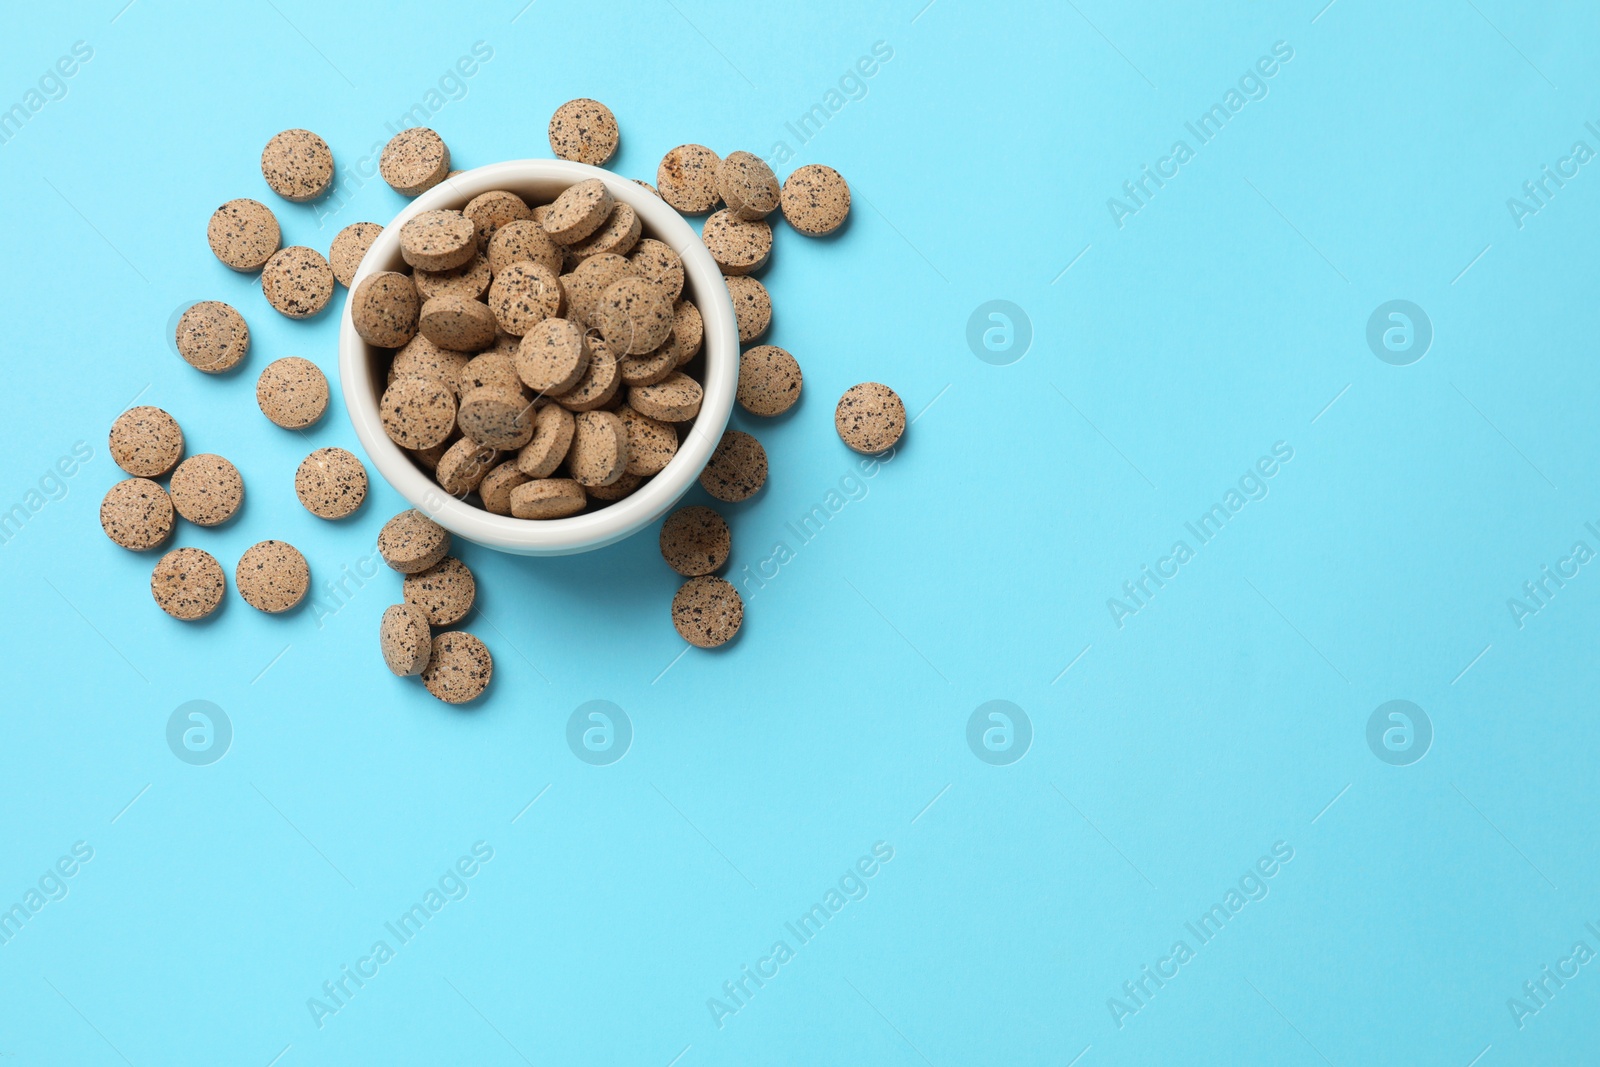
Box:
420;631;493;704
548;98;619;165
176;300;250;373
619;344;676;387
151;547;225;621
261;129;333;202
295;447;367;519
509;478;587;518
569;201;640;260
404;556;476;626
420;294;497;352
660;506;729;576
409;434;456;473
541;179;615;245
588;472;643;502
381;375;457;450
562;252;633;325
329;221;382;287
457;386;534;450
724;276;770;343
666;300;704;366
463;190;533;251
235;540;309;613
737;345;802;417
391;334;471;395
781;164;851;236
380;128;450;196
256;357;329;429
400;209;477;272
109;406;184;477
415;254;492;303
835;382;905;453
716;151;780;220
459;350;525;395
700;430;766;502
701;209;772;275
351;271;420;348
169;454;244;527
261;246;334;319
488;261;563;335
100;478;174;551
516;318;589;395
477;461;530;515
516;404;576;478
629;371;703;422
629;238;685;303
566;410;627;487
379;509;451;573
436;438;501;496
555;339;621;411
380;602;432;676
672;575;742;648
595;276;674;355
620;406;678;476
657;145;722;214
487;219;564;276
208;198;280;272
633;179;659;197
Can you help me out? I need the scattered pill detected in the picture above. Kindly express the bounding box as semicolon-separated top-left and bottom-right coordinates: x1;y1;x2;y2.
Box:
835;382;905;453
657;144;722;214
671;575;742;647
109;406;184;477
378;508;452;573
235;540;309;613
329;221;382;287
381;128;450;196
420;631;493;703
781;164;850;236
548;98;619;165
256;356;329;429
660;506;729;576
261;246;335;319
169;453;244;527
724;276;770;343
380;603;433;676
716;151;780;220
100;478;174;551
404;556;476;626
699;430;766;502
701;209;771;275
208;198;280;272
175;300;250;373
261;129;334;202
295;447;367;519
737;345;802;416
151;547;226;621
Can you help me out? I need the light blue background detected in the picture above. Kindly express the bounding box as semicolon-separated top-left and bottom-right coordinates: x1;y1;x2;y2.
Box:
2;0;1597;1063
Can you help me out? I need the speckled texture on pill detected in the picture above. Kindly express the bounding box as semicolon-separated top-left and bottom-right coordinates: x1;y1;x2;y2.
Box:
169;454;244;527
380;128;450;196
620;406;678;476
548;98;620;165
261;246;334;319
541;179;615;245
629;371;703;422
569;201;640;260
378;509;451;573
702;209;772;275
724;276;770;344
515;318;588;395
151;547;226;621
404;556;476;626
737;345;802;417
509;478;587;518
176;300;250;373
208;198;280;272
660;506;729;576
562;253;633;326
516;404;576;478
487;219;565;276
400;209;477;272
835;382;905;453
261;129;334;202
619;344;676;387
100;478;174;551
716;151;781;220
352;272;420;348
666;300;704;366
657;145;722;214
235;540;309;613
554;339;621;411
477;461;530;515
671;575;742;648
391;335;471;395
409;434;456;473
781;164;851;236
414;254;492;304
420;631;493;704
457;386;533;450
109;407;184;477
420;294;497;352
256;357;329;429
587;472;643;502
629;239;685;303
595;276;674;356
435;438;501;496
565;410;627;487
700;430;766;502
381;375;457;450
295;447;367;519
329;221;382;287
463;190;533;251
380;603;432;676
459;350;525;395
489;261;564;336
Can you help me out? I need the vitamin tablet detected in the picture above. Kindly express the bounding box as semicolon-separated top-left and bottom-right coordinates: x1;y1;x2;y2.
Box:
169;453;244;526
509;478;587;518
463;190;532;251
660;506;729;576
620;406;678;475
151;547;226;621
781;164;851;236
295;447;367;519
420;294;497;352
477;461;530;515
420;631;493;704
562;253;633;325
595;276;674;355
629;238;684;302
516;404;576;478
541;179;614;245
380;128;450;196
351;272;421;348
737;345;801;416
391;334;471;395
409;435;456;473
657;145;722;214
378;509;452;573
260;129;334;202
459;350;525;395
701;209;771;275
436;438;501;496
716;151;780;220
588;472;643;502
414;254;492;302
256;356;329;429
208;198;281;272
554;339;621;411
619;344;676;387
404;556;476;626
835;382;905;453
380;603;432;676
569;202;640;260
381;375;457;449
548;98;619;165
487;219;564;276
566;410;627;487
700;430;767;502
671;575;743;647
175;300;250;373
400;209;477;272
235;540;309;613
516;318;588;395
261;246;335;319
109;406;184;477
488;261;563;335
628;371;702;422
724;276;770;343
329;221;381;287
100;478;174;551
457;386;534;450
666;300;704;366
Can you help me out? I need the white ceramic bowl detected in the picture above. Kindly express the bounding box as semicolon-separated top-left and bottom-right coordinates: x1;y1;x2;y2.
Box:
338;159;737;555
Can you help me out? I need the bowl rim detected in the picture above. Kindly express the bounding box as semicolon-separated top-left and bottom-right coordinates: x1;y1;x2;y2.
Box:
337;158;738;556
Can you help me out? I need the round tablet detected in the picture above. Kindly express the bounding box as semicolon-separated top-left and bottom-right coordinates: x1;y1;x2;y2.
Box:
261;246;334;319
588;472;643;502
380;603;432;676
516;404;577;478
381;375;457;450
620;406;678;476
400;209;477;272
595;276;674;356
781;164;851;236
657;145;722;214
463;190;533;251
835;382;905;453
701;210;772;275
169;454;244;526
295;447;367;519
109;406;184;477
671;576;743;648
404;556;475;626
477;461;530;515
207;198;280;272
562;253;633;326
256;357;329;429
175;300;250;373
420;294;497;352
435;438;501;496
420;631;493;704
660;506;729;576
629;239;684;303
235;540;309;613
151;547;226;621
380;128;450;196
548;98;619;165
700;430;767;502
487;219;564;276
541;179;614;245
566;410;627;487
619;344;676;387
516;318;589;395
628;371;702;422
351;272;420;348
569;202;640;260
724;276;770;343
554;340;621;411
261;129;334;202
458;386;534;450
509;478;587;518
716;151;781;220
459;350;524;394
391;334;471;396
378;509;452;573
737;345;802;416
414;254;492;303
100;478;174;551
665;300;704;366
489;261;564;335
329;221;382;287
